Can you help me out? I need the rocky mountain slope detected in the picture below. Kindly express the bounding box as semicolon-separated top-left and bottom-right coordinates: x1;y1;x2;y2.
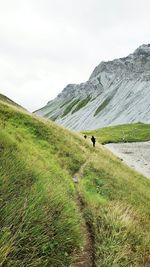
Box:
35;44;150;130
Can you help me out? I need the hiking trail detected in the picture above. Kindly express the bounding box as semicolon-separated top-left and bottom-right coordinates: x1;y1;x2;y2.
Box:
71;162;95;267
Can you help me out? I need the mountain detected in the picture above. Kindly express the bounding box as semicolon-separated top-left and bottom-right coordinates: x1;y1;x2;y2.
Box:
35;44;150;131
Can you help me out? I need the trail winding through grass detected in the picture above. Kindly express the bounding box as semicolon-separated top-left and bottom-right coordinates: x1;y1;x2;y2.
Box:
72;162;95;267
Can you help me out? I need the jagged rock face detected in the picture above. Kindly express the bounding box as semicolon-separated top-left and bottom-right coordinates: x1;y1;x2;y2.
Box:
35;44;150;131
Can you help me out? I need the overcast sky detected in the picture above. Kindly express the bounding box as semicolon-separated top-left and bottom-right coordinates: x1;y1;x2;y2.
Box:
0;0;150;111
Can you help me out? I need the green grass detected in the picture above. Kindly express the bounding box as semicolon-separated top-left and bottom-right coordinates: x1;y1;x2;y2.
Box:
79;148;150;266
94;96;112;116
71;96;91;114
0;94;25;110
0;100;150;266
62;99;80;117
0;102;87;267
83;123;150;144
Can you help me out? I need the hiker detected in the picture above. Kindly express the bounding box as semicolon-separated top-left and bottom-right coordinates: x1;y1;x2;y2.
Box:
91;136;96;147
84;135;87;139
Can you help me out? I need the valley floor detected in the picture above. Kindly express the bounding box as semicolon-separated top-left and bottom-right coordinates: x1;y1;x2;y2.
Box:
105;141;150;179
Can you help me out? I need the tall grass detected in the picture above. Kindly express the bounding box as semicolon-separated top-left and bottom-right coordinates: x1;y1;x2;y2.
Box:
0;101;150;266
79;147;150;266
0;102;87;266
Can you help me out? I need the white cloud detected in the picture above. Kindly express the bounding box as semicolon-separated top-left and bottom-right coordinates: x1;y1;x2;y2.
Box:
0;0;150;111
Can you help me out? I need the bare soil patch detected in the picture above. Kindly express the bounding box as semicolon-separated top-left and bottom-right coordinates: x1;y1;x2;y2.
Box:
72;163;95;267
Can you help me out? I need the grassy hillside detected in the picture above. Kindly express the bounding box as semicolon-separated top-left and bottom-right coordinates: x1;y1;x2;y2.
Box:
83;123;150;144
79;148;150;266
0;101;87;267
0;101;150;266
0;94;25;110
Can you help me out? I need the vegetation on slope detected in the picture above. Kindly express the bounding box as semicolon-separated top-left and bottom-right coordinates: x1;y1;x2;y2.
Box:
62;98;80;117
94;96;112;116
60;98;73;108
79;147;150;266
0;102;87;267
0;100;150;266
72;96;91;114
83;122;150;144
0;94;25;110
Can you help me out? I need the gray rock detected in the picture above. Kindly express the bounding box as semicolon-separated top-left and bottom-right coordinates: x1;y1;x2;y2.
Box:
35;44;150;131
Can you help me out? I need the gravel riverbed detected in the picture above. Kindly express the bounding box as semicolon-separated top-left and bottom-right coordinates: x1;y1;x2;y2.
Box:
105;142;150;179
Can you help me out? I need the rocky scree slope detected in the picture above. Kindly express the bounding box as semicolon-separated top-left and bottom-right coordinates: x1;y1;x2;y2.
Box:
35;44;150;130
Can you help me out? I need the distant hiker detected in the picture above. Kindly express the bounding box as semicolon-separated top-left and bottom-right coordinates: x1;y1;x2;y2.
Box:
91;136;96;147
84;135;87;139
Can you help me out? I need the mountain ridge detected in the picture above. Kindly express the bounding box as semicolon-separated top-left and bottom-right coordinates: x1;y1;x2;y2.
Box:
35;44;150;130
0;93;26;110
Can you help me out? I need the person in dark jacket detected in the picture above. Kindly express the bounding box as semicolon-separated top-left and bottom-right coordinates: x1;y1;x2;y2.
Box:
91;136;96;147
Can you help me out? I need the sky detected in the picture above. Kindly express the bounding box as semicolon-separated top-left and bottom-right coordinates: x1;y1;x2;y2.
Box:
0;0;150;111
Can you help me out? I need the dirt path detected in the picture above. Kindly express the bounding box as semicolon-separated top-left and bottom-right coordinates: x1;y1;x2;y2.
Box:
72;162;95;267
105;141;150;179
